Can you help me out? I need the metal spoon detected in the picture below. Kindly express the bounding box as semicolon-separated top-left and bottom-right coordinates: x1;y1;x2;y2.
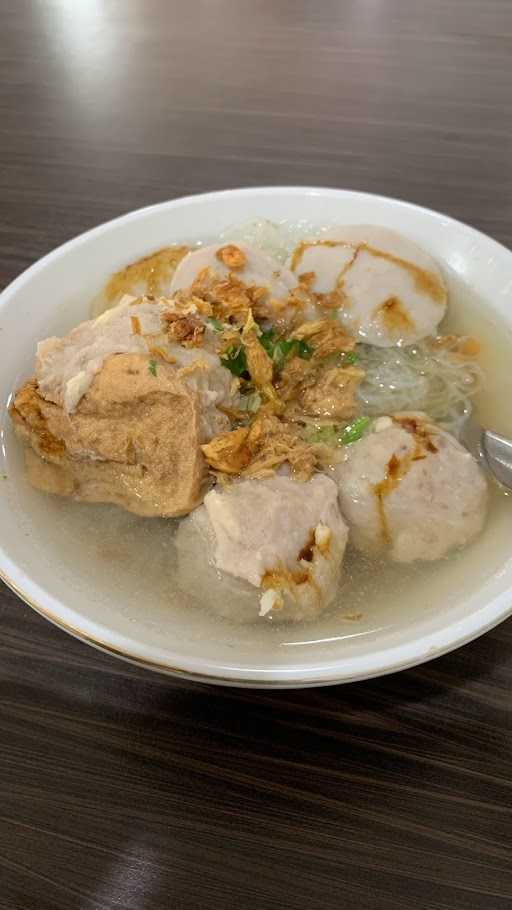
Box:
460;419;512;492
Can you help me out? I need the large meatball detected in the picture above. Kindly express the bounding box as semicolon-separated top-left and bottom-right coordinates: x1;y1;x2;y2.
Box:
175;473;348;622
287;225;447;347
335;414;488;562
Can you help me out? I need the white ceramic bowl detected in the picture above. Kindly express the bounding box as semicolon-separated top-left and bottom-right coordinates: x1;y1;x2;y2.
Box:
1;187;512;687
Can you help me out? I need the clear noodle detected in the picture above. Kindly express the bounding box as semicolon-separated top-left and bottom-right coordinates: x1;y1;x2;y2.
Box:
219;217;331;264
356;342;484;434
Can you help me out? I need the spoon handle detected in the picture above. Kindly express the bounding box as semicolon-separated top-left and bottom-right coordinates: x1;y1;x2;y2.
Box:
481;430;512;492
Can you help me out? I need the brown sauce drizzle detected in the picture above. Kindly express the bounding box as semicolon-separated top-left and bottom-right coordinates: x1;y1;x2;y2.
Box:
262;567;309;589
290;239;349;271
105;245;188;302
261;555;322;602
335;248;359;288
374;296;414;332
373;418;439;544
291;240;446;304
298;530;315;563
373;453;409;545
394;416;439;454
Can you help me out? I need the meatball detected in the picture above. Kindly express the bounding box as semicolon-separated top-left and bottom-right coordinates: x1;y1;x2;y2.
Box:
335;414;488;562
175;473;348;621
287;225;447;347
170;241;296;302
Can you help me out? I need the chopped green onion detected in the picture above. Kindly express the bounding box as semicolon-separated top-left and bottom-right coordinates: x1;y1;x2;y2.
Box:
307;415;370;447
277;339;295;358
339;416;370;445
258;329;276;357
221;345;248;377
278;339;312;360
148;359;158;377
341;351;359;365
207;317;224;333
272;337;313;369
296;340;313;359
258;330;313;368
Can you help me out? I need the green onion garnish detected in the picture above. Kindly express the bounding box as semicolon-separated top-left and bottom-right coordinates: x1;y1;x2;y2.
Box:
339;416;370;445
220;345;248;377
258;329;276;357
307;415;370;447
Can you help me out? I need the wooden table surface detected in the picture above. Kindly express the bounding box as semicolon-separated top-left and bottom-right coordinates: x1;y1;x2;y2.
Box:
1;2;511;908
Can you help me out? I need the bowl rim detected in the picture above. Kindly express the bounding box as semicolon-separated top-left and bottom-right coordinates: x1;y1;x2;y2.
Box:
1;185;511;687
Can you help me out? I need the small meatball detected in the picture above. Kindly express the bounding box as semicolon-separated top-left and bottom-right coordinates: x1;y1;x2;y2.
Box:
170;242;296;302
335;415;488;562
175;473;348;621
287;226;447;347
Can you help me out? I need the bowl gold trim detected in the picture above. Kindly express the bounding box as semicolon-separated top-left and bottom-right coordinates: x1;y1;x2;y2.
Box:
0;565;329;687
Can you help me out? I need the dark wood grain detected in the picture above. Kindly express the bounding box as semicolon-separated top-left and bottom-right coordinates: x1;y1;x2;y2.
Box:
1;1;511;908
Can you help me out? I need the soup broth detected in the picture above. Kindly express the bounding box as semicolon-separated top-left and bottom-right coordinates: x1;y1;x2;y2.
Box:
3;228;512;663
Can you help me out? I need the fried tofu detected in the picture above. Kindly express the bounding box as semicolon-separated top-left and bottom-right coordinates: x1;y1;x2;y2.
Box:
11;355;211;516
